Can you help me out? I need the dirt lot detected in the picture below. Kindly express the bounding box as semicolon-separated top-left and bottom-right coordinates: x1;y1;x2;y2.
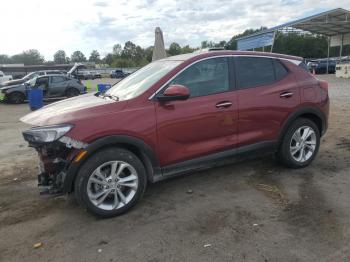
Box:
0;75;349;262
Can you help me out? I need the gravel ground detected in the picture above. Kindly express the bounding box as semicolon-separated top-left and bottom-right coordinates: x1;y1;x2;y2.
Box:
0;75;349;262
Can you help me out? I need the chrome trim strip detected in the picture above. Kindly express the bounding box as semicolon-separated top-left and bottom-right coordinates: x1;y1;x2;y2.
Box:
148;54;302;100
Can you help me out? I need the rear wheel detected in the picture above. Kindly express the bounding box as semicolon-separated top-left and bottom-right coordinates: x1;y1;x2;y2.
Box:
74;148;147;218
278;118;320;168
66;88;80;97
8;92;25;104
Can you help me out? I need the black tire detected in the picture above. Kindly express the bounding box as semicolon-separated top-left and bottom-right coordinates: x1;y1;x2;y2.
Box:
277;118;320;168
8;92;25;104
66;88;80;97
74;148;147;218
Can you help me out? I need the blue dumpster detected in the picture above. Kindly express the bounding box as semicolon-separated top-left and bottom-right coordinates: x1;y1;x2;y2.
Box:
28;88;43;111
97;84;112;93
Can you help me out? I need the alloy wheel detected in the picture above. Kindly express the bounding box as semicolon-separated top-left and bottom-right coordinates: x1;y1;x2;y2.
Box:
87;161;139;211
290;126;317;163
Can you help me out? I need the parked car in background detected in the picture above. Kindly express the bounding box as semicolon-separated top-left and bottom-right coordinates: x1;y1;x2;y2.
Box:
92;71;102;79
1;75;86;103
110;69;128;78
76;71;94;80
20;50;329;218
0;70;65;87
0;71;13;84
307;59;336;74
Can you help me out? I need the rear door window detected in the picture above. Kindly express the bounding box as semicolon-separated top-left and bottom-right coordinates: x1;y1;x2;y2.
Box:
235;57;275;89
51;76;65;83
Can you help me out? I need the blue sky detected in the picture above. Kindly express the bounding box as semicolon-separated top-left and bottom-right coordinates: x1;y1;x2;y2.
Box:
1;0;349;60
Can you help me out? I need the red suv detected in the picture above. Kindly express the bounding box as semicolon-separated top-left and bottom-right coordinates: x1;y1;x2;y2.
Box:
21;51;329;217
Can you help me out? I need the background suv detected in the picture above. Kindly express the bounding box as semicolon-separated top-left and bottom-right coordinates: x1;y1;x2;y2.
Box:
2;75;85;103
21;51;329;218
110;69;129;78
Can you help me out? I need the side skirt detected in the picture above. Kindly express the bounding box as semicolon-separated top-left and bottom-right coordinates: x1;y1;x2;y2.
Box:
153;141;278;182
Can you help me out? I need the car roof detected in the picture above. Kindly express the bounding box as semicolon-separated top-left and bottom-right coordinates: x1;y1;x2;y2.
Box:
161;50;303;63
36;74;67;78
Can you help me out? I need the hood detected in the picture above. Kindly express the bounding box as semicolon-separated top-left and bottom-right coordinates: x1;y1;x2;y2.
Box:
0;79;24;87
0;83;24;91
20;93;125;126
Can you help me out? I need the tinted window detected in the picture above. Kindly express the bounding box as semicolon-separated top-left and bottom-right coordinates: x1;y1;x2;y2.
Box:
36;77;49;87
51;76;65;83
235;57;275;89
169;57;229;98
273;59;288;80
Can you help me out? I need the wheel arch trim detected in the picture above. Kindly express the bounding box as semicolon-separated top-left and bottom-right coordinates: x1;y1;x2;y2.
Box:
279;106;327;144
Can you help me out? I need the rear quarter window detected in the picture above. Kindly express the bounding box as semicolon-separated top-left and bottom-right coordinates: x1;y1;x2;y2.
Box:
273;59;288;80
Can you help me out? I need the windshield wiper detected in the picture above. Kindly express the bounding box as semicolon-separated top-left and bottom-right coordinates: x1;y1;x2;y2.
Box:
100;93;119;101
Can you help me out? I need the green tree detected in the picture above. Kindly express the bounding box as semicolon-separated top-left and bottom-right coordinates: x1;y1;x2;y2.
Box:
11;49;44;65
71;51;86;62
274;33;328;58
53;50;67;64
0;54;12;64
144;46;153;62
103;53;113;65
89;50;100;63
168;42;181;56
121;41;137;60
112;44;122;56
181;45;195;54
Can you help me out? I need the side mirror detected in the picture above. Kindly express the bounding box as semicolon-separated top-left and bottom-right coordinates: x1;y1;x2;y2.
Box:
157;85;190;102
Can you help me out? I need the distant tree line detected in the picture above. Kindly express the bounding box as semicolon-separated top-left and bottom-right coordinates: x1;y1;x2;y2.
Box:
0;27;348;66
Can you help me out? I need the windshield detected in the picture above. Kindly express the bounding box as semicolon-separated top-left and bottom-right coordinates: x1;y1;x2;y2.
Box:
106;60;182;100
23;72;38;81
27;77;37;87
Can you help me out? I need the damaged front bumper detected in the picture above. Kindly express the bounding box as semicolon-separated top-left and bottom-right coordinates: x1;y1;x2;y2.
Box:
23;134;88;195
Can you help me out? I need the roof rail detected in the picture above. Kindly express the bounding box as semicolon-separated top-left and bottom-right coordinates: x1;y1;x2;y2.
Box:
208;47;225;51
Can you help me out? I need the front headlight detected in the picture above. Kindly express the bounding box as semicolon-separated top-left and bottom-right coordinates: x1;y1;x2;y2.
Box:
23;124;73;143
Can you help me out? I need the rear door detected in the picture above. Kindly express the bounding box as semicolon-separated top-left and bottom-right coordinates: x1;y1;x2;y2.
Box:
48;76;68;97
155;57;239;167
235;56;300;147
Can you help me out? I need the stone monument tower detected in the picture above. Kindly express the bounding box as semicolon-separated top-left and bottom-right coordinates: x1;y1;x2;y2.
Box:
152;27;167;61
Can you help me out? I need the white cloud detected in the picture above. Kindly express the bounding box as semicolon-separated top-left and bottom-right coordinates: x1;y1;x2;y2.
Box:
0;0;349;60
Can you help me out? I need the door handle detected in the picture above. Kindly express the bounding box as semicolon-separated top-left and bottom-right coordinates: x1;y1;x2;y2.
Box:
280;91;293;98
216;101;232;108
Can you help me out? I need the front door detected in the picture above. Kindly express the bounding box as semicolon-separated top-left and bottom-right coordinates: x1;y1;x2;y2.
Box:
35;76;49;97
155;57;238;167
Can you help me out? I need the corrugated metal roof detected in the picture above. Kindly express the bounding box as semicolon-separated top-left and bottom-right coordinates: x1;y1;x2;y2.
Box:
237;8;350;41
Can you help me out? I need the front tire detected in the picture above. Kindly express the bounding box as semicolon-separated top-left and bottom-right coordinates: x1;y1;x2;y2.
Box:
8;92;25;104
278;118;320;168
74;148;147;218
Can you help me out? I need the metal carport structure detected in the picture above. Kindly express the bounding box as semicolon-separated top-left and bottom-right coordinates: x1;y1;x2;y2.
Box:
237;8;350;72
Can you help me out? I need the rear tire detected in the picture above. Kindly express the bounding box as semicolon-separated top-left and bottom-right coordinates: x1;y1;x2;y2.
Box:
74;148;147;218
8;92;25;104
66;88;80;97
278;118;320;168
